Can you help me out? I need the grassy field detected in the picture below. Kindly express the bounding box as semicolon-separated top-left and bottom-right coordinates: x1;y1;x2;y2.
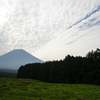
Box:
0;78;100;100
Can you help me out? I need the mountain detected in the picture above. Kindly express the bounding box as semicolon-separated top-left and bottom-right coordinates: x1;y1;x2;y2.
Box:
0;49;44;70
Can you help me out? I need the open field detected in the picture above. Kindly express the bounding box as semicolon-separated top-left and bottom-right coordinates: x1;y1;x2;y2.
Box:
0;78;100;100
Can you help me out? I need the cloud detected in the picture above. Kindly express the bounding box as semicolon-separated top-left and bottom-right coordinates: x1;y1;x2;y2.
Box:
0;0;100;61
34;25;100;61
67;5;100;29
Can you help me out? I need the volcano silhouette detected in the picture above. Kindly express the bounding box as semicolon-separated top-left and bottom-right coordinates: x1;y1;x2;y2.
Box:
0;49;44;70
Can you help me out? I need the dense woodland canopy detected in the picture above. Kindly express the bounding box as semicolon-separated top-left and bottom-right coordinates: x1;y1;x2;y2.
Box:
17;48;100;85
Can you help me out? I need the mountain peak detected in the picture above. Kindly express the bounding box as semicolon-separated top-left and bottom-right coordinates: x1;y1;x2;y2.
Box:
13;49;24;51
0;49;44;70
10;49;26;52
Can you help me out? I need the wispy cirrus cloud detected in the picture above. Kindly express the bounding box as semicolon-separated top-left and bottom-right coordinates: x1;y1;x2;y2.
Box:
0;0;100;61
67;5;100;29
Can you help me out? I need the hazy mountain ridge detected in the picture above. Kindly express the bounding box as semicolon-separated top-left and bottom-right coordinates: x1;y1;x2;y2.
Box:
0;49;44;70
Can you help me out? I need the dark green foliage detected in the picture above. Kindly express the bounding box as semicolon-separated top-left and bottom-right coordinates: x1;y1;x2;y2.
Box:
0;69;17;78
17;48;100;85
0;71;16;78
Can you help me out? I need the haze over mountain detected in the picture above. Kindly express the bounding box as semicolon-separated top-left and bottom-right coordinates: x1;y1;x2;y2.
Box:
0;49;44;70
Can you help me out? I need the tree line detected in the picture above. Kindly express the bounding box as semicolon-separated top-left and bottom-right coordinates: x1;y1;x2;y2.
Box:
17;48;100;85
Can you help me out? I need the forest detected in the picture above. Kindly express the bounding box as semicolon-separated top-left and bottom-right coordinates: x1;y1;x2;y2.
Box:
17;48;100;85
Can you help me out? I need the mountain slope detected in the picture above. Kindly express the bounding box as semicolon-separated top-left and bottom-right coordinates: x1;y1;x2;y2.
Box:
0;49;44;70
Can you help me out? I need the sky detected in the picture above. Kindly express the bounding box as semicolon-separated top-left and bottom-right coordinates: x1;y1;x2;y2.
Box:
0;0;100;61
